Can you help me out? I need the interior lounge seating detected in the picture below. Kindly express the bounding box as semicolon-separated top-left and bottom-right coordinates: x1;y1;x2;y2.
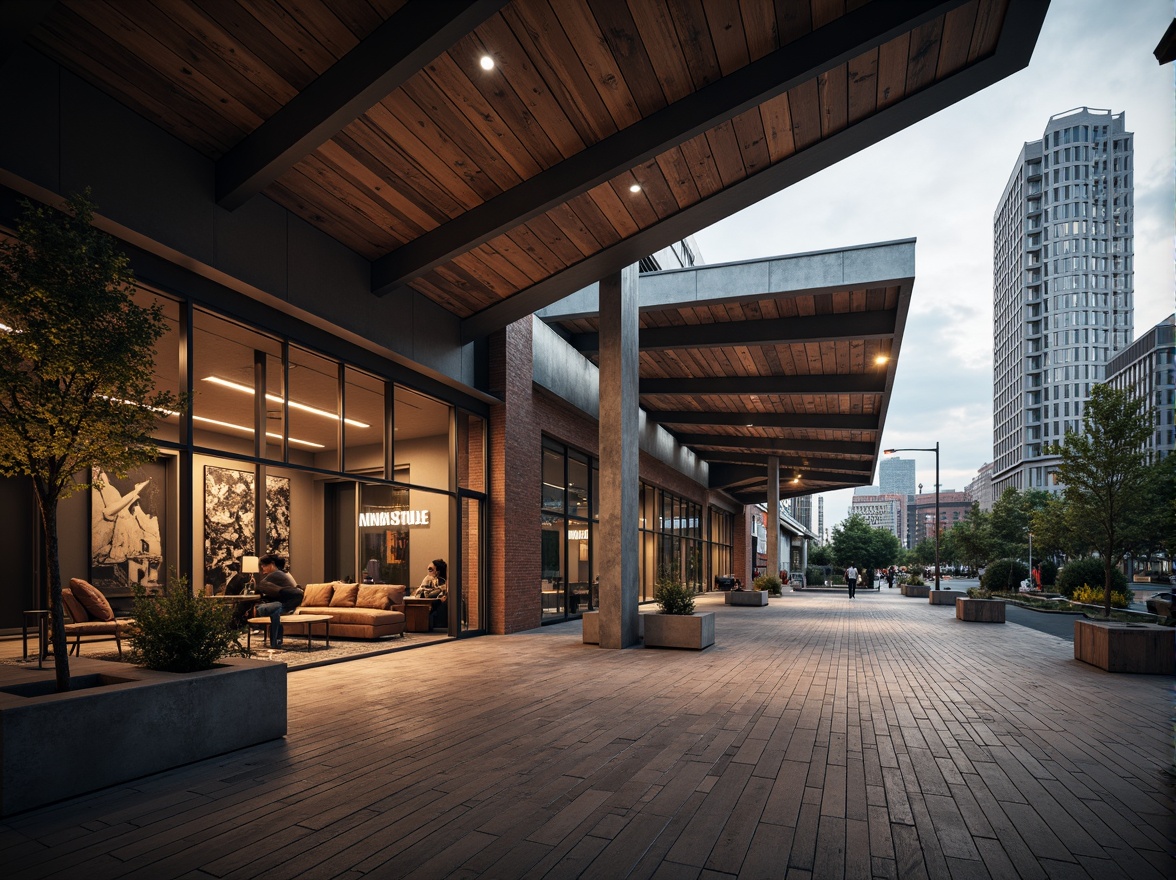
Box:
60;578;134;658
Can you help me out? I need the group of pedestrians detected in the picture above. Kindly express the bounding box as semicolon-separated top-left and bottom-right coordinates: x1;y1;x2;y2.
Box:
843;564;898;599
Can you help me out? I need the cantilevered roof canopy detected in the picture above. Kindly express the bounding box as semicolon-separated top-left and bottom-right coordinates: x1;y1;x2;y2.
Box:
539;240;915;502
11;0;1046;343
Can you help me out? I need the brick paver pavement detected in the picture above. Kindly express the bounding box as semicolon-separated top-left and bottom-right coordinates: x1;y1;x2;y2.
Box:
1;589;1172;879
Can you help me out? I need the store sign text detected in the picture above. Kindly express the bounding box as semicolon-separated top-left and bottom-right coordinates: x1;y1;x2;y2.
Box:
358;509;431;528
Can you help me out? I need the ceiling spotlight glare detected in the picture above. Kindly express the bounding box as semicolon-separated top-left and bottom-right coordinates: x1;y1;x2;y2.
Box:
479;55;495;71
875;354;889;365
629;183;641;193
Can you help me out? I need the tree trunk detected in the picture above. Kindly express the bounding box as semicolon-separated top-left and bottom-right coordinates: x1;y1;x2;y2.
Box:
37;491;71;692
1103;555;1113;619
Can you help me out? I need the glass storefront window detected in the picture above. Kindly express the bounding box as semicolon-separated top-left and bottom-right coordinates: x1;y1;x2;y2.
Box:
568;453;589;519
136;288;180;444
344;367;384;475
395;386;451;490
540;512;565;620
288;346;340;471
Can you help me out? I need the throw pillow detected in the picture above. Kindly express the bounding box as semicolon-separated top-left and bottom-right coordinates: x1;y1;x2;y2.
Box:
330;582;360;607
356;585;391;610
301;582;334;607
61;588;89;623
69;578;115;621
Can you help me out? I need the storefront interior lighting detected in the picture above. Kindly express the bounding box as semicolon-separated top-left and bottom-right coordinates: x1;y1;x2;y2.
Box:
202;376;369;427
191;415;324;449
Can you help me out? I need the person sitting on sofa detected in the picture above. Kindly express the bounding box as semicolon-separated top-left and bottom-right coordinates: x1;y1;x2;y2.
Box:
415;559;447;629
254;554;303;648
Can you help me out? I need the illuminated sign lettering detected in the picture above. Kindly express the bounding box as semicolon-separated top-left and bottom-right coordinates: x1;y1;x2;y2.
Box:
568;528;589;540
358;509;431;528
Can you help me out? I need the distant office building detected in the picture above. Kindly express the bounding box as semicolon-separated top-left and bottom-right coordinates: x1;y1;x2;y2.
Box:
817;497;825;545
850;493;906;545
965;462;995;512
1106;313;1175;461
993;107;1134;496
911;492;971;543
880;458;916;497
788;496;813;531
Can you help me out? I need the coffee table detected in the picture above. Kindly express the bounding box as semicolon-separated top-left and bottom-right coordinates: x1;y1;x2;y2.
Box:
247;613;332;652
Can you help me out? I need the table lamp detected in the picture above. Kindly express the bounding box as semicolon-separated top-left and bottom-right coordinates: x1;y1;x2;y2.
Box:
241;555;259;593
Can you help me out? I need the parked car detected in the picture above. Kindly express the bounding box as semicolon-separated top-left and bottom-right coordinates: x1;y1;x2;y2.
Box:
1145;592;1172;616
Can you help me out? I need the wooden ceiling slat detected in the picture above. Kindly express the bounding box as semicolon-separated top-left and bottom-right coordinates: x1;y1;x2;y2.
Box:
585;182;641;239
585;0;671;118
500;0;619;145
424;48;551;179
269;0;359;60
544;203;603;259
265;176;388;258
482;229;552;284
633;158;681;220
314;141;429;241
937;1;978;78
526;213;586;267
317;0;392;38
904;17;944;94
235;0;344;73
817;64;848;139
626;0;698;103
847;48;879;124
558;0;642;130
295;153;411;246
969;0;1008;63
706;0;752;76
469;242;535;290
786;80;822;150
876;30;910;109
408;270;483;314
731;106;772;178
776;0;815;44
190;0;320;89
500;222;567;276
564;191;624;249
678;131;725;199
429;260;502;313
608;176;660;229
654;147;703;209
449;249;522;303
758;91;796;164
809;0;844;31
324;132;444;234
705;121;747;188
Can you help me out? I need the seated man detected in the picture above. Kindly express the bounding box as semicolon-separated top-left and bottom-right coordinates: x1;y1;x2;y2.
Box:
254;554;303;648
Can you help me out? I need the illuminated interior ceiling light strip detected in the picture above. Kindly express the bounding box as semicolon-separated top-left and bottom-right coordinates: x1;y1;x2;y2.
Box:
191;415;324;449
202;376;370;428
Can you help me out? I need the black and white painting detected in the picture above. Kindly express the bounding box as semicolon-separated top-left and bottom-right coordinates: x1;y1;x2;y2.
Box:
266;474;291;565
91;462;166;597
204;465;255;594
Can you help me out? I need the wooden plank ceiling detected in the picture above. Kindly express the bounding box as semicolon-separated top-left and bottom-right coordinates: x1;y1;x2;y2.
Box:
25;0;1043;328
547;273;910;501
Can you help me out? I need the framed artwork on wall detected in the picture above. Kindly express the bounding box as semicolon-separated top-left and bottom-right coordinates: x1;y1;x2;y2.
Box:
266;474;291;563
90;461;166;598
204;465;254;594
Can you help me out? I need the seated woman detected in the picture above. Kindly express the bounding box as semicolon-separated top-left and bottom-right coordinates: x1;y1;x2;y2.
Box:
415;559;447;629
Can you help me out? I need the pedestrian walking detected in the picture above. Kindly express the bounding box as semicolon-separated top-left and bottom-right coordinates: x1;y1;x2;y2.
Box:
887;566;895;589
846;563;858;599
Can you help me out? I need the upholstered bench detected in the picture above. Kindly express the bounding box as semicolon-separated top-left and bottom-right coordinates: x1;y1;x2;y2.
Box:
296;582;407;639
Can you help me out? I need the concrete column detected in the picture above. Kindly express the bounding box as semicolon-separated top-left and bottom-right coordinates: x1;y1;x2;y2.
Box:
597;265;640;648
766;456;780;582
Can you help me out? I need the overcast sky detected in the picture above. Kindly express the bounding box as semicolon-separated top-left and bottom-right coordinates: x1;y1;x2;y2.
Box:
693;0;1176;537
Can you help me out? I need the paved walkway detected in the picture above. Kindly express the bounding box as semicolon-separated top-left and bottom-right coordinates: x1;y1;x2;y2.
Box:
2;590;1172;879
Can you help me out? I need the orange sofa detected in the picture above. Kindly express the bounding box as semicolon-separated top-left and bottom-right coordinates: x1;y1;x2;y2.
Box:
292;582;407;640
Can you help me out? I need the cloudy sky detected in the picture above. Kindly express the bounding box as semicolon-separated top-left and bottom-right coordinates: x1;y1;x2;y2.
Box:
693;0;1176;536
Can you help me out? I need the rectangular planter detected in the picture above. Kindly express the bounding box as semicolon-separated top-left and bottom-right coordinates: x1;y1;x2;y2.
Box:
0;656;286;816
1074;619;1175;674
902;584;930;598
929;589;967;605
642;612;715;650
582;611;599;644
955;598;1005;622
725;590;769;606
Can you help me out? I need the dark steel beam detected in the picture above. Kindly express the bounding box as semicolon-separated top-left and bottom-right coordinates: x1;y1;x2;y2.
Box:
650;411;877;430
675;435;875;456
374;0;965;295
216;1;506;209
0;0;56;69
571;310;897;353
712;467;873;490
458;0;1047;340
641;374;886;396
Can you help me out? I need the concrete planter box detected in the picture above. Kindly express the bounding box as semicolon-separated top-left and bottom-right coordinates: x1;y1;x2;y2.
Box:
582;611;599;644
1073;619;1175;674
642;612;715;650
0;656;286;816
725;590;769;606
902;584;930;598
955;598;1005;622
929;589;967;605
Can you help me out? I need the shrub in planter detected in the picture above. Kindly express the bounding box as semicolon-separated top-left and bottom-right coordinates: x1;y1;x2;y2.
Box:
1057;557;1127;598
805;566;825;587
129;576;247;672
754;574;783;596
906;572;925;587
1039;558;1058;587
1071;583;1133;608
654;572;695;615
981;558;1028;592
966;587;993;599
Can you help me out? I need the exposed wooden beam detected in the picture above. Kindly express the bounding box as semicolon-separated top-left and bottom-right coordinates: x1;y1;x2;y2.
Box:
698;453;874;473
650;411;877;430
641;374;886;396
216;1;507;209
712;466;872;490
459;0;1047;340
0;0;56;69
675;436;875;456
571;310;897;353
373;0;965;295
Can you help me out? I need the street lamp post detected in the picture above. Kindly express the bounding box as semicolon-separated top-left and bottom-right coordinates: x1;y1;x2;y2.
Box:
885;443;940;591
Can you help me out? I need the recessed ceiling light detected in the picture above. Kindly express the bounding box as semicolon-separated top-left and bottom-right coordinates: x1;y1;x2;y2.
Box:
875;354;889;365
202;376;369;428
629;183;641;193
479;55;495;71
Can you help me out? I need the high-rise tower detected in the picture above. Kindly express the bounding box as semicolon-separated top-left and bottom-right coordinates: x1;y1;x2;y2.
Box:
879;458;916;497
992;108;1134;495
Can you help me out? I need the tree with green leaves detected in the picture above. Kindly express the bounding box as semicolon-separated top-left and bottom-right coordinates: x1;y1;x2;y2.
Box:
988;486;1051;561
0;192;180;692
830;513;901;584
948;502;991;572
1051;384;1153;618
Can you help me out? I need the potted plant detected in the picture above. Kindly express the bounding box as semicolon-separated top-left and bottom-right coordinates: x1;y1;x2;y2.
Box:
727;573;774;605
127;574;247;672
643;571;714;650
955;587;1005;623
